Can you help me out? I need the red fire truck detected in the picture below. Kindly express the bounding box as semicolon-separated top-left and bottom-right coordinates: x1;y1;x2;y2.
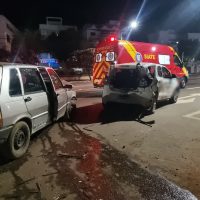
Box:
93;35;189;88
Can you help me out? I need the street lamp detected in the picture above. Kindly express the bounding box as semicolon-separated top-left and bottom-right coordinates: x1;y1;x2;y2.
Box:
120;20;139;40
130;21;138;29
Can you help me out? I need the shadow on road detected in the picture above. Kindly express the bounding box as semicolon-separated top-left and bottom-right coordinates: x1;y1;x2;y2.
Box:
74;103;155;127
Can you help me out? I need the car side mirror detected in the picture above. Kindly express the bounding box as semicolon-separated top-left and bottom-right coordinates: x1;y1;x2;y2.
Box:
63;84;72;89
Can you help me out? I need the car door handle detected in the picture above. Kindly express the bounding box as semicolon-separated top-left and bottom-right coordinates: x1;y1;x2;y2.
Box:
24;97;32;102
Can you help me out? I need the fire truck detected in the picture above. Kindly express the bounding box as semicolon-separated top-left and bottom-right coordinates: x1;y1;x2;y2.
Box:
93;35;189;88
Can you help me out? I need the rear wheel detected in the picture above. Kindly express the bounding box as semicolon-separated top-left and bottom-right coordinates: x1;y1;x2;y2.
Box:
170;89;179;103
180;77;186;88
146;93;158;114
64;103;76;121
6;121;30;160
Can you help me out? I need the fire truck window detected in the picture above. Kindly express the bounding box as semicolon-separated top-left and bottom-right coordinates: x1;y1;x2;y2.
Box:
174;55;182;67
157;66;163;77
158;55;170;65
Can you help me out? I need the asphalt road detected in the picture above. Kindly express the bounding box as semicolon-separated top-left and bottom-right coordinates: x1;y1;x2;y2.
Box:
0;75;200;200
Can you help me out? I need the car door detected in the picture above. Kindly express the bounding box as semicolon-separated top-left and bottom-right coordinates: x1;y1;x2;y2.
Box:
162;66;175;99
156;66;171;100
47;68;68;119
20;68;49;131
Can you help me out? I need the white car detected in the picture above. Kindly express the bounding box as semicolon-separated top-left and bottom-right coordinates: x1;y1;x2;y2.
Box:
102;63;180;113
0;63;76;159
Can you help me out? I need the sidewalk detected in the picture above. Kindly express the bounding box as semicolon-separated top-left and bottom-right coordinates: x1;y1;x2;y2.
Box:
61;75;91;81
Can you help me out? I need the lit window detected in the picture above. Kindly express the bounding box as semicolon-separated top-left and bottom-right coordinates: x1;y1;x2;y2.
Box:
158;55;170;65
90;32;96;36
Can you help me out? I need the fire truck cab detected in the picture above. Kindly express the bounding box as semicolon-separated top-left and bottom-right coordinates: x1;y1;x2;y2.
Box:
93;36;189;88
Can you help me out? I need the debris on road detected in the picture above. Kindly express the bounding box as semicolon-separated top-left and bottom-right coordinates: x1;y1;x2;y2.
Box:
57;152;83;159
53;193;67;200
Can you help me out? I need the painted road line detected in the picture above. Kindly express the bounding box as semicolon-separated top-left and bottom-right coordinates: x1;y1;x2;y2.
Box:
178;93;200;100
177;98;195;104
183;110;200;121
187;87;200;90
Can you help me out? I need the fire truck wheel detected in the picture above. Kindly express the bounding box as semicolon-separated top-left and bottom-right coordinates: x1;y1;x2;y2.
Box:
180;77;186;88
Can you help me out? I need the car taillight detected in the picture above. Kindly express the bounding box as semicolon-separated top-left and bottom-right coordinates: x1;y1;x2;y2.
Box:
0;108;3;128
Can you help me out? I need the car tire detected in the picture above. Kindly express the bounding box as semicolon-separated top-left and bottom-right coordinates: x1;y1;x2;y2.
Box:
6;121;30;160
64;103;76;121
146;96;157;114
180;77;186;88
170;89;179;104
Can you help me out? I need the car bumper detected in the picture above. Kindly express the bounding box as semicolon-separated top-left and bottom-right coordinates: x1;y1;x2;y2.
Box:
103;89;154;107
0;126;13;143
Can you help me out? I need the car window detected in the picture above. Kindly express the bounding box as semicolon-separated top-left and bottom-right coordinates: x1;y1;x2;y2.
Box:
162;67;171;78
157;66;163;77
9;68;22;96
20;68;45;94
148;66;156;78
158;55;170;65
48;69;63;90
174;55;182;67
39;68;51;82
0;66;2;94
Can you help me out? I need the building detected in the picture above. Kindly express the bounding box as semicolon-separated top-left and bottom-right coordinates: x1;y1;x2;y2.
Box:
39;17;77;38
0;15;18;52
148;30;177;44
188;33;200;42
82;20;120;48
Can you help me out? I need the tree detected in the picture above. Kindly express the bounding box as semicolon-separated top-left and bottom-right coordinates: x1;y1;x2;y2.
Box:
45;29;81;60
178;39;200;61
11;30;43;64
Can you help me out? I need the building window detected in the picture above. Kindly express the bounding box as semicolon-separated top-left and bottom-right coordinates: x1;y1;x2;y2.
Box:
6;24;15;34
6;34;11;43
90;32;96;36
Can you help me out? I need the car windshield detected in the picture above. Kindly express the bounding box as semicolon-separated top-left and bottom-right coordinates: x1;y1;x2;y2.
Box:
109;66;152;89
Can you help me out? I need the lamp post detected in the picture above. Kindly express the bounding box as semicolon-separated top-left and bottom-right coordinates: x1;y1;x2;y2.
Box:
120;20;139;40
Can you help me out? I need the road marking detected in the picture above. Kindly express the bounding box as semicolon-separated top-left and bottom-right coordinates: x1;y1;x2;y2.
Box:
178;93;200;100
187;87;200;90
183;110;200;121
177;98;195;104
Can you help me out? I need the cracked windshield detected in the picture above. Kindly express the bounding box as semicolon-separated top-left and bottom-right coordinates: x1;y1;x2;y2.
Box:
0;0;200;199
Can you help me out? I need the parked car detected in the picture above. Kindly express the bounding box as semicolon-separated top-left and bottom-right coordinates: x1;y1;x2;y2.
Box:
102;63;180;113
0;63;77;159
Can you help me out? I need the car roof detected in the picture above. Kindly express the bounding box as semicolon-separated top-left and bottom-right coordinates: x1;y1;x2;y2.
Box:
114;62;163;68
0;62;51;69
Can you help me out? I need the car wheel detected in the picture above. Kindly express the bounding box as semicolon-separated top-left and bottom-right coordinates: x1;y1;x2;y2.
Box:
64;103;76;121
6;121;30;160
146;96;157;114
102;101;112;110
180;77;186;88
170;89;179;104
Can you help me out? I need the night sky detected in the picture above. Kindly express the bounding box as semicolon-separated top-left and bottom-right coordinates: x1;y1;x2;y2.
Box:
1;0;200;32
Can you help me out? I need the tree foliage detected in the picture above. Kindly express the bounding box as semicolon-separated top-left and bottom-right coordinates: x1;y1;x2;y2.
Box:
45;29;81;60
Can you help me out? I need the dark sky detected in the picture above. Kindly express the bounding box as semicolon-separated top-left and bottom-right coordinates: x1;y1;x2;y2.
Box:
1;0;200;32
